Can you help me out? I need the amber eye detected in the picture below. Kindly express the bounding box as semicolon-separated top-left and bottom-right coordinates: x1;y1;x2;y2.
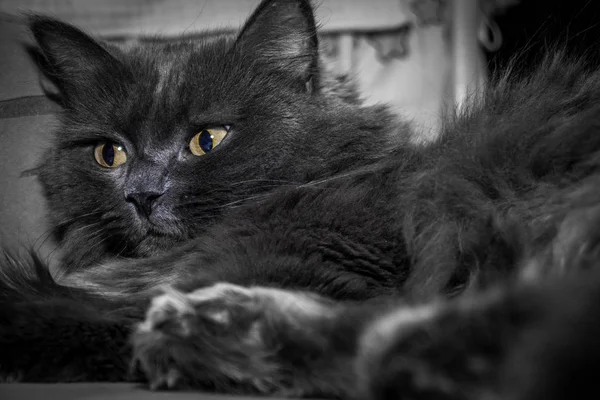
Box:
94;142;127;168
189;126;229;156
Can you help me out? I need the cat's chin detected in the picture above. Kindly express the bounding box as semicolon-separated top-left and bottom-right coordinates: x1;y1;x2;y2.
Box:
133;207;185;235
130;217;187;256
134;232;184;257
145;220;183;237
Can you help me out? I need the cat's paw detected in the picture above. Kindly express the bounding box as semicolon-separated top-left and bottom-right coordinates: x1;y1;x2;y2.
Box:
132;283;273;391
131;283;336;394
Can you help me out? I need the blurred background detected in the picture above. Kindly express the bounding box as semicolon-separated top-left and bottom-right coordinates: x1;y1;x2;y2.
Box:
1;0;600;258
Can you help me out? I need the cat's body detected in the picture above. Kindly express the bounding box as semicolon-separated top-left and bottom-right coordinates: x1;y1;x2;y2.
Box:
1;0;600;398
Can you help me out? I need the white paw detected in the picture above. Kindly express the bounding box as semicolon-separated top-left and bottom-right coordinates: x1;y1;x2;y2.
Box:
131;283;276;392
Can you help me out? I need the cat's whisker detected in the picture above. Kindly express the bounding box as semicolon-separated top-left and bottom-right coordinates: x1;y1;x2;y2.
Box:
179;172;377;211
53;209;106;229
52;226;109;280
181;179;302;200
299;168;387;189
32;225;60;253
227;178;302;186
191;193;274;212
33;206;123;275
67;220;105;236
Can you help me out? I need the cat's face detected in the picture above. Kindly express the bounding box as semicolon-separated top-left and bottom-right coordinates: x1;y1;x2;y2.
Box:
31;0;396;267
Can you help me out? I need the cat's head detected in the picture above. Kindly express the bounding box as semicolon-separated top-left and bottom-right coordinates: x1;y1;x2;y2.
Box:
30;0;399;268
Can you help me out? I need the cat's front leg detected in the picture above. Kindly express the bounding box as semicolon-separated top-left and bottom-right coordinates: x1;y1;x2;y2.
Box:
131;283;359;397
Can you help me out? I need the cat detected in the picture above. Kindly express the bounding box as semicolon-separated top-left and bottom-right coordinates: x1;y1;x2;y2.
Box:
1;0;600;398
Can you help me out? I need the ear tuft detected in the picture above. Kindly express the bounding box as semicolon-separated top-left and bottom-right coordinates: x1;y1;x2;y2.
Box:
29;14;126;103
235;0;319;90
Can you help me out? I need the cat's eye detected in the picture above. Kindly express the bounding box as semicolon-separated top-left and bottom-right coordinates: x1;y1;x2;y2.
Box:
94;142;127;168
189;126;229;156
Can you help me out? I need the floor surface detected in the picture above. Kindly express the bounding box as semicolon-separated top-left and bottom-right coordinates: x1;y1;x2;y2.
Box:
0;383;271;400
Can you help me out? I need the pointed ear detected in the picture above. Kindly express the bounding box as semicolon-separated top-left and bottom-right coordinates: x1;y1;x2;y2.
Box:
29;15;127;105
235;0;320;91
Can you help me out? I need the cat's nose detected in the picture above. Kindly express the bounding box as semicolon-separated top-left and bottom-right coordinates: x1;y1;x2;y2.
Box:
125;191;164;218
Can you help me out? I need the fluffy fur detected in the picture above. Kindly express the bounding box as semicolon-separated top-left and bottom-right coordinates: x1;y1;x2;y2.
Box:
1;0;600;398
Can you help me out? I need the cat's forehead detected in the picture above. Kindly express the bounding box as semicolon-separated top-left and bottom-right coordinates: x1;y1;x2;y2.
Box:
144;54;188;99
126;36;234;82
119;36;239;114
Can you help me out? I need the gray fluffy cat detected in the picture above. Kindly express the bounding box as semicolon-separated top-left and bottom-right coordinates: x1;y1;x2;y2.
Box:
1;0;600;399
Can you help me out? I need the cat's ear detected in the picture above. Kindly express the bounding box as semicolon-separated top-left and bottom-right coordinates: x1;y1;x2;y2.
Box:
29;15;127;104
235;0;319;92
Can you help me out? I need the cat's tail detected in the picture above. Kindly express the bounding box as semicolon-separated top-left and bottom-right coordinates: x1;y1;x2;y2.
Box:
0;248;141;382
0;246;148;317
0;249;78;302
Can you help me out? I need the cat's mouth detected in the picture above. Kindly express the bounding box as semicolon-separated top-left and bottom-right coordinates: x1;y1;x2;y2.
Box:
131;221;186;257
132;210;186;248
127;201;185;239
146;223;182;238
